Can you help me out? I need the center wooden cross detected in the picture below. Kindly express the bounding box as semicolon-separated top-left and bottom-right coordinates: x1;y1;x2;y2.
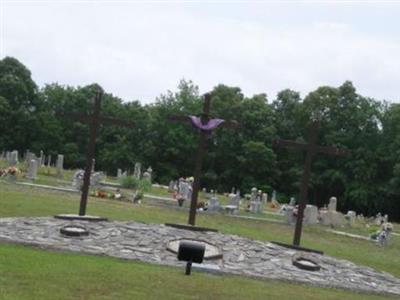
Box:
169;93;239;226
275;121;349;246
57;89;134;216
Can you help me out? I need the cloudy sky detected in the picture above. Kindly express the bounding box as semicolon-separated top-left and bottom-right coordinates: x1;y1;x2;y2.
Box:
1;1;400;103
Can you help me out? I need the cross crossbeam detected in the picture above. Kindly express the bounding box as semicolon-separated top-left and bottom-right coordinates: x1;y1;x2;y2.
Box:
275;121;349;246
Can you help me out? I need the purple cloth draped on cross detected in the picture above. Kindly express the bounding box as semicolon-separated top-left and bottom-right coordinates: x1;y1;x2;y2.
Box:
189;116;225;134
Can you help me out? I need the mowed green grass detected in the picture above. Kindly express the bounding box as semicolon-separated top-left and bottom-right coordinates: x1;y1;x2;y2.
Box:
0;244;396;300
0;182;399;300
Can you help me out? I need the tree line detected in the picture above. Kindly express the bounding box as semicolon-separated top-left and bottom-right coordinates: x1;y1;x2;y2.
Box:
1;56;399;220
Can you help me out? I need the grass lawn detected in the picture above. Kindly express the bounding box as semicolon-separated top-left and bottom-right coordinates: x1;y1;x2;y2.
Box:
0;181;399;299
0;244;396;300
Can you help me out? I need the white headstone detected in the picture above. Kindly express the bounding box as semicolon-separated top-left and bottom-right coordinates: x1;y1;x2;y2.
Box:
142;166;152;182
249;188;262;213
26;159;38;180
262;193;268;203
345;210;356;226
303;205;318;224
168;180;176;192
328;197;337;212
134;162;141;179
208;195;220;212
56;154;64;178
9;150;18;166
39;150;44;166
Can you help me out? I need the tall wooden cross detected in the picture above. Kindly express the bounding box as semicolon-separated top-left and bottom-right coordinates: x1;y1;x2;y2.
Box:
169;93;239;226
275;121;349;246
57;89;134;216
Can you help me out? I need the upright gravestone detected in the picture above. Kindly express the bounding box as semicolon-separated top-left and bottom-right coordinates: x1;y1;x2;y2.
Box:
328;197;337;211
142;166;153;182
47;155;51;167
39;150;44;166
117;168;122;179
208;194;220;212
56;155;64;178
9;150;18;166
6;151;11;164
320;196;343;227
228;192;240;207
26;159;38;180
303;205;318;224
134;162;141;179
262;193;268;203
168;180;176;192
25;151;34;165
249;188;262;213
178;179;192;202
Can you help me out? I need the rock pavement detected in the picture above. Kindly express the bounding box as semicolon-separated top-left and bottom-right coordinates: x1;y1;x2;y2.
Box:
0;217;399;296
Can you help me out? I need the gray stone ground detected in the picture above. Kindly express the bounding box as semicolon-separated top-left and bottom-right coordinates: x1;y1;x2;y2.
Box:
0;217;399;296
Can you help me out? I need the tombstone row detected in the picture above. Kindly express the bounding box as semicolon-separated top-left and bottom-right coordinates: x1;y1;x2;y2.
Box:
1;150;64;180
117;163;153;182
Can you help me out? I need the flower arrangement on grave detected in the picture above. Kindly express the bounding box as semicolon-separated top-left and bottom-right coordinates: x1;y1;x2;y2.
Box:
0;167;20;177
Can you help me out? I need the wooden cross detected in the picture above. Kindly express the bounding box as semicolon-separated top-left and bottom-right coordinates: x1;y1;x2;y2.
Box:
169;93;239;226
57;89;134;216
275;121;349;246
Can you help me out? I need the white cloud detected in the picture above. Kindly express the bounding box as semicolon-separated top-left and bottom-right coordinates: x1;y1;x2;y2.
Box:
2;3;400;103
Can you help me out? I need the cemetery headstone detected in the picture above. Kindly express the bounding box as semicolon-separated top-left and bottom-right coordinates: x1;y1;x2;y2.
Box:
26;159;38;180
117;168;122;179
328;197;337;211
320;196;343;227
47;155;51;167
9;150;18;166
207;194;220;212
25;151;34;165
91;172;104;187
142;166;152;182
178;178;192;202
5;151;11;164
39;150;44;166
134;162;142;179
168;180;176;192
303;205;318;224
249;188;262;213
262;193;268;203
56;154;64;178
345;211;356;226
72;170;85;190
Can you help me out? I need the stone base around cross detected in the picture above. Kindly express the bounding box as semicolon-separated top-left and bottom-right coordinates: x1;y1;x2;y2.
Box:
54;214;108;222
0;217;399;297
